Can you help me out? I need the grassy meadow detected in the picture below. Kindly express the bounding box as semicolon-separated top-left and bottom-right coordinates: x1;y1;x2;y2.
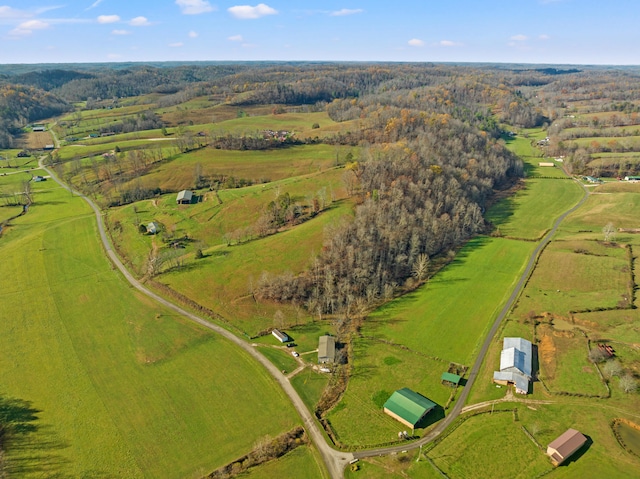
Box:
241;445;328;479
0;179;300;477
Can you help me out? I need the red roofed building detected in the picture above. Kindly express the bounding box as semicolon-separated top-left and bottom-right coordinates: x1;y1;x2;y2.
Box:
546;429;587;466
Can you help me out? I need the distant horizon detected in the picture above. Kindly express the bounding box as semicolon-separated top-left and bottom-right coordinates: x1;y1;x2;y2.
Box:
0;60;638;69
1;1;639;66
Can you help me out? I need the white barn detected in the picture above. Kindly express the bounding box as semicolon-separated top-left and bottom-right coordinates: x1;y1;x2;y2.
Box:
493;337;533;394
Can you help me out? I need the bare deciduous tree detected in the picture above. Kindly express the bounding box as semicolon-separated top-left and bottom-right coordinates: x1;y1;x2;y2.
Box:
603;222;616;242
619;374;638;394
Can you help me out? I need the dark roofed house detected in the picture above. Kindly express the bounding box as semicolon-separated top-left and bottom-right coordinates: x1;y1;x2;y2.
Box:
546;429;587;466
176;190;193;205
383;388;436;432
318;335;336;364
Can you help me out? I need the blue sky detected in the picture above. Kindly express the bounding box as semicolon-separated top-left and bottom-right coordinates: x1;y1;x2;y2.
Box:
0;0;638;65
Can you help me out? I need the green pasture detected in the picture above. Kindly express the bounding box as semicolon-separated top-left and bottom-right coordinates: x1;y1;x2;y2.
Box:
428;411;551;478
56;138;178;162
136;143;352;192
249;321;337;354
512;240;629;317
243;445;328;479
423;404;640;478
291;369;330;412
559;124;640;140
568;135;640;150
107;167;350;276
209;111;337;135
258;346;300;374
327;339;458;447
486;177;583;239
0;183;299;478
158;200;352;335
536;325;608;396
356;402;640;478
575;309;640;346
363;237;535;365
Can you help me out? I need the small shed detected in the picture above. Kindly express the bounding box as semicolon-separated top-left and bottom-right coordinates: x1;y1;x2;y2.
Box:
441;372;461;386
318;335;336;364
176;190;193;204
271;329;288;343
32;175;46;182
32;126;45;132
383;388;436;431
546;428;587;466
147;222;160;235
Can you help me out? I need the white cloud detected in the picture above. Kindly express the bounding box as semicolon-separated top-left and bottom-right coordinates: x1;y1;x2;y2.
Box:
330;8;363;16
539;34;550;40
129;16;150;26
228;34;243;41
98;15;120;24
86;0;105;10
439;40;462;47
408;38;425;47
0;6;26;19
112;29;130;35
228;3;277;19
510;34;528;41
9;19;49;36
169;42;184;47
188;30;198;38
176;0;214;15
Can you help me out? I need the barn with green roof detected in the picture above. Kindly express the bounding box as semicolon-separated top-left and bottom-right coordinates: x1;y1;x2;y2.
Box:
383;388;436;430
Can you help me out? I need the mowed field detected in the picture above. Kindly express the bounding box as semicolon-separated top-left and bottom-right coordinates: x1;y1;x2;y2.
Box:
0;177;299;477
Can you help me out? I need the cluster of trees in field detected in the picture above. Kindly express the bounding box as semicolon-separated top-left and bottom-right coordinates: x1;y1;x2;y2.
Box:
257;112;521;316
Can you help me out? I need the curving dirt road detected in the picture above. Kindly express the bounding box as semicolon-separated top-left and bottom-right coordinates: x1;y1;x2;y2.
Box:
39;156;354;478
40;149;589;477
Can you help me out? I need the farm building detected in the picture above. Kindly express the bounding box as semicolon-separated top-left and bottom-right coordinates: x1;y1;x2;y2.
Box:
32;125;45;132
539;162;555;167
383;388;436;431
271;329;289;343
546;429;587;466
176;190;193;204
147;222;160;235
318;335;336;363
493;337;533;394
624;176;640;181
32;176;46;182
441;372;461;387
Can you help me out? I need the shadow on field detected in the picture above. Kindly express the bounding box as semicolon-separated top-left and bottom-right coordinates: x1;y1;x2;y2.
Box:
560;434;593;467
416;405;445;430
0;396;81;477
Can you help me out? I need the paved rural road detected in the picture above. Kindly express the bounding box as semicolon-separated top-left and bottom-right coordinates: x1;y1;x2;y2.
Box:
39;157;354;479
353;176;590;461
41;149;588;477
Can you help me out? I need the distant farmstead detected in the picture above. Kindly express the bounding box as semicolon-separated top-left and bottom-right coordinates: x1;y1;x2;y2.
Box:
176;190;193;204
493;337;533;394
271;329;289;343
546;429;587;466
383;388;436;431
318;335;336;364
